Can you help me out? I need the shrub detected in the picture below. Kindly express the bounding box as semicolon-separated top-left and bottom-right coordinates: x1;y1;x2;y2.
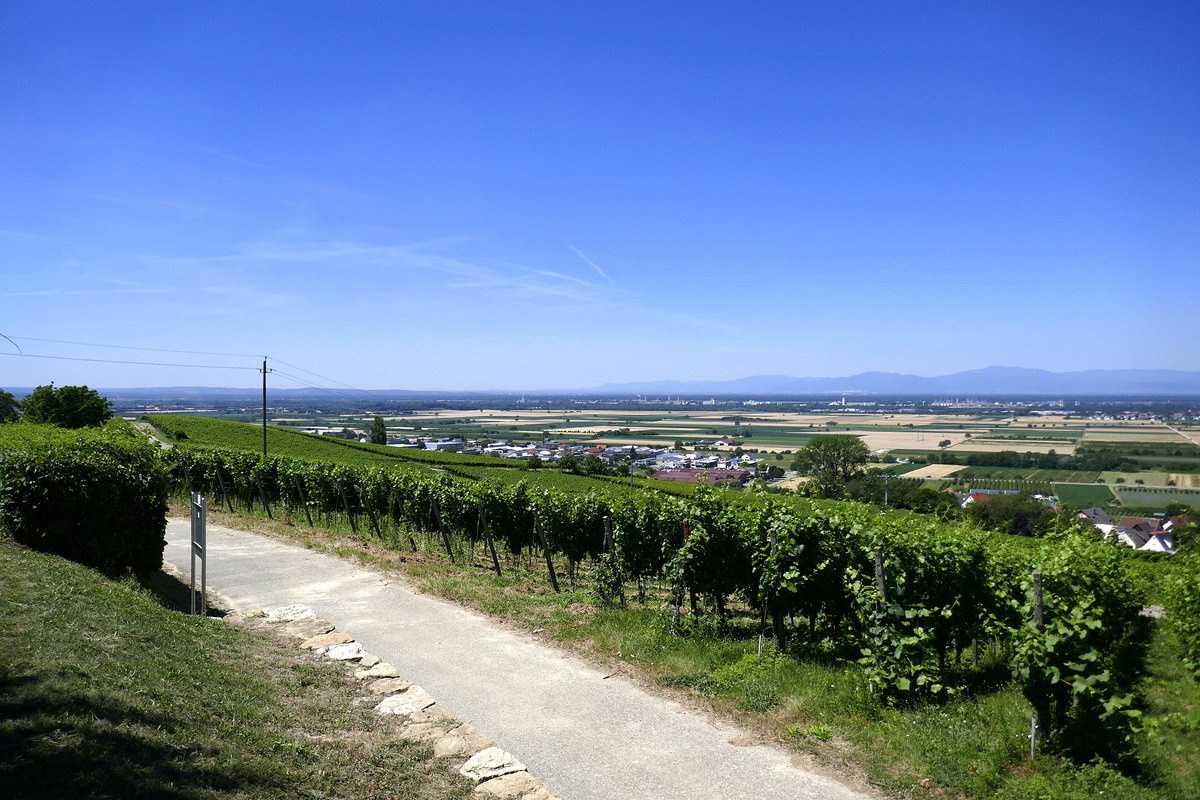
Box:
0;423;168;577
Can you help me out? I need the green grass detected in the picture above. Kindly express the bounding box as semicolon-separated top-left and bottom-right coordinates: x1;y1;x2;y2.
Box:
957;466;1101;482
0;542;468;800
147;414;517;468
1053;483;1118;508
1114;487;1200;510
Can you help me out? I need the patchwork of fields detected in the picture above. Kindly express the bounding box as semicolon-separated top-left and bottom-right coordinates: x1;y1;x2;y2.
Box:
148;410;1200;513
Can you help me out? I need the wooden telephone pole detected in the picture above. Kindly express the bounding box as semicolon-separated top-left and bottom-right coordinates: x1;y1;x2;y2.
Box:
261;357;272;456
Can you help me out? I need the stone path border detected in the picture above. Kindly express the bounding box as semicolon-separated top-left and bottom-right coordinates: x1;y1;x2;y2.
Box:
224;602;563;800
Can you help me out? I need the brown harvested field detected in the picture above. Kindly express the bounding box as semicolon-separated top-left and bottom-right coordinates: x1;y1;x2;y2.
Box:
774;476;810;490
946;440;1077;455
1170;473;1200;488
843;430;969;451
900;464;967;479
766;413;990;427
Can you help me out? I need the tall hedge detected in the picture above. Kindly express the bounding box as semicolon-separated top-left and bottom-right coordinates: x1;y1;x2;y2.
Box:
0;422;168;577
1164;556;1200;677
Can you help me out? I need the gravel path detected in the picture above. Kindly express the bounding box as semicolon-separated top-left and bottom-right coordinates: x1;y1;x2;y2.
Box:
164;518;873;800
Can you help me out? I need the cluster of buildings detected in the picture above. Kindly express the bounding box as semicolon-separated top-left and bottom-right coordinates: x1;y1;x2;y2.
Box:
1077;507;1186;554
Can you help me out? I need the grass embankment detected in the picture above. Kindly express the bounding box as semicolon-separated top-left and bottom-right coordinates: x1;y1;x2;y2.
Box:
189;500;1200;800
0;542;469;800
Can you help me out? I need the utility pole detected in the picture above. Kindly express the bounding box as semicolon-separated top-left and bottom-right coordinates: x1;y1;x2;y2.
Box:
261;357;272;456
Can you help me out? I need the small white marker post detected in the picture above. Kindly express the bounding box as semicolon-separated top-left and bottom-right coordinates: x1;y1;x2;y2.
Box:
190;492;207;615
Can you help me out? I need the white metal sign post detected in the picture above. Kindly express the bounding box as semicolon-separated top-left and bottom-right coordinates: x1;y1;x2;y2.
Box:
190;492;207;615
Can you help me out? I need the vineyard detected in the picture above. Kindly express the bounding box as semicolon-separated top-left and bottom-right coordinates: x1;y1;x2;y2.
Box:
160;443;1195;766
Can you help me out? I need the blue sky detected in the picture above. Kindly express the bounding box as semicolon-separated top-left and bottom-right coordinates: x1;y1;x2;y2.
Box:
2;2;1197;391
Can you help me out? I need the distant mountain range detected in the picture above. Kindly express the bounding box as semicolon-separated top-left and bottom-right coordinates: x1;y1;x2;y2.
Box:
586;367;1200;396
11;366;1199;400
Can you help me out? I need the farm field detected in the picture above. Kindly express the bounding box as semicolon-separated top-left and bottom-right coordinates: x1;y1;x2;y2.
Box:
1052;483;1117;507
161;411;1200;514
900;463;967;479
1084;430;1193;443
955;466;1103;482
1097;470;1200;487
1114;486;1200;509
945;440;1077;454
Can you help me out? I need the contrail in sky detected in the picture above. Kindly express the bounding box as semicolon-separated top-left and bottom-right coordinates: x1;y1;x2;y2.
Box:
567;244;613;283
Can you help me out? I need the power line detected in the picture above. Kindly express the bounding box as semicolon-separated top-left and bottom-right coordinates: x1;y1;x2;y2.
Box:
4;332;372;394
9;335;261;358
272;369;368;402
267;356;364;392
0;352;258;370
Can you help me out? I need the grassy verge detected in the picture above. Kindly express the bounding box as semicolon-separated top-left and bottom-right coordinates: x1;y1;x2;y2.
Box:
176;499;1199;800
0;541;471;800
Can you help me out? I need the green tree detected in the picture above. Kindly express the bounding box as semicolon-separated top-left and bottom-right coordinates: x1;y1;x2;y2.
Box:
790;434;870;498
369;415;388;445
581;454;609;476
938;439;952;449
558;452;580;473
20;384;112;428
526;454;544;469
0;389;18;423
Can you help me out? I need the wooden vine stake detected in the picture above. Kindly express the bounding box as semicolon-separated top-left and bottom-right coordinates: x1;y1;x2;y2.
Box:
338;482;358;534
874;546;888;604
255;475;273;520
602;514;625;607
362;484;382;539
533;512;560;592
769;527;787;651
432;496;454;562
390;487;417;552
1030;569;1048;758
293;474;314;527
671;518;690;636
214;464;235;512
479;505;502;576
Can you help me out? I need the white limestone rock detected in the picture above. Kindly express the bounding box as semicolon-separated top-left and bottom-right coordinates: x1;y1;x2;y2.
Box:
322;642;367;661
460;747;526;783
375;686;435;717
267;604;314;622
355;662;402;679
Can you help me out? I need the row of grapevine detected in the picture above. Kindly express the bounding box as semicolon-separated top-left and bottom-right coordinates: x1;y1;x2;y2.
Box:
164;445;1148;754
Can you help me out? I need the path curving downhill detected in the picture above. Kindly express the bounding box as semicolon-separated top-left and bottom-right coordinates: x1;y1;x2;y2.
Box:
163;519;875;800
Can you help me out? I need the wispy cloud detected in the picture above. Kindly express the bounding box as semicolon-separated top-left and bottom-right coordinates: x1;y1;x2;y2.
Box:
567;244;613;283
141;235;741;335
79;191;245;220
0;287;176;298
198;146;277;171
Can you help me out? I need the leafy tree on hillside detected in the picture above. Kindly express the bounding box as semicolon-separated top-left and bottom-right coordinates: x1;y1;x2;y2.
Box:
965;492;1054;537
582;454;609;476
558;452;580;473
791;434;870;498
0;389;18;422
20;384;112;428
369;415;387;445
